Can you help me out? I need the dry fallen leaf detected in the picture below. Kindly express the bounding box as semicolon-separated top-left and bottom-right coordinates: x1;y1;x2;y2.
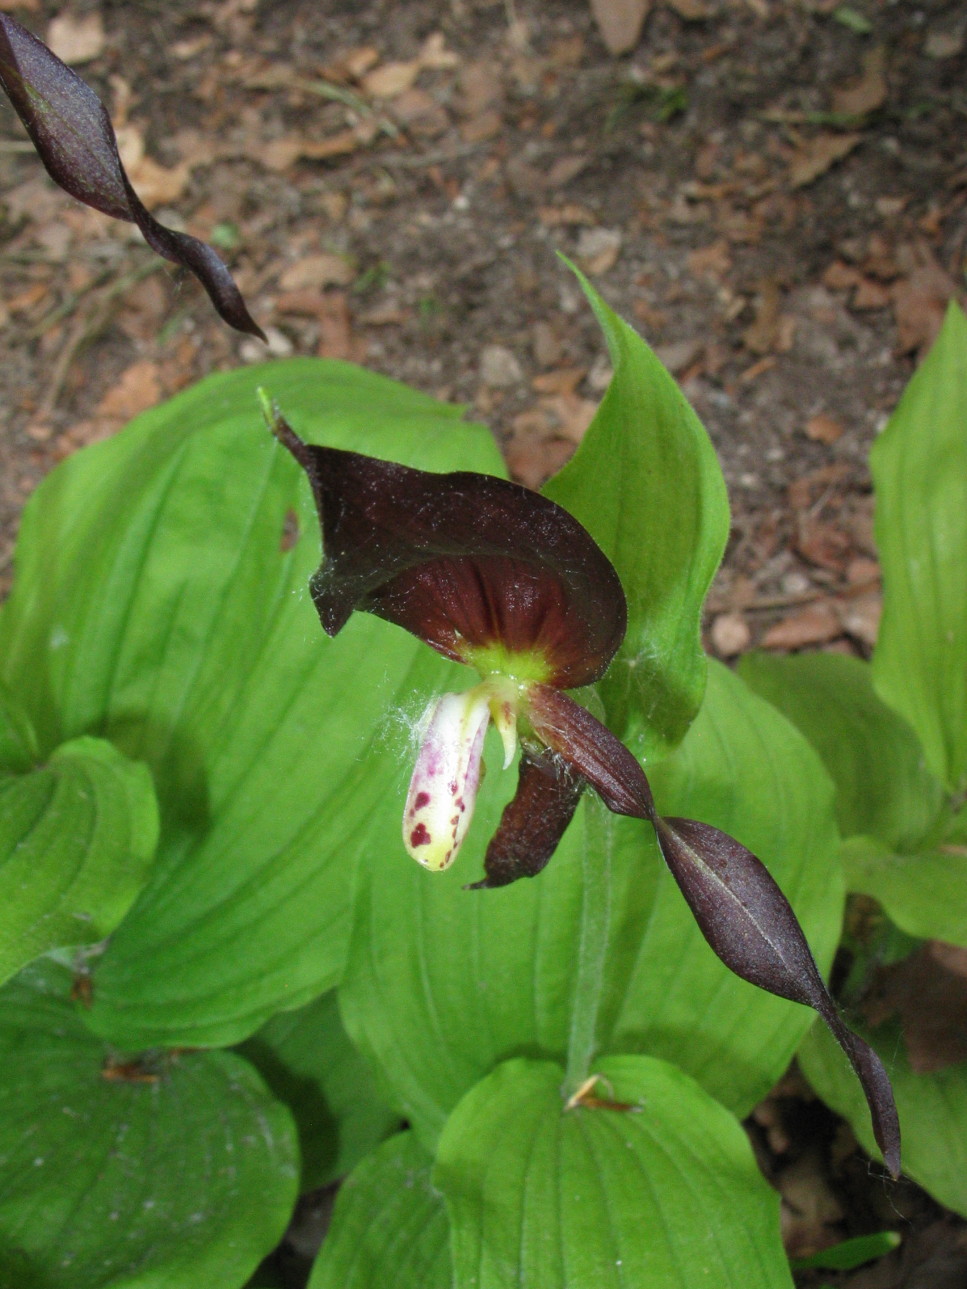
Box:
892;262;957;355
505;415;575;489
788;132;862;188
761;603;843;650
532;367;587;395
361;59;421;99
46;11;105;64
852;278;892;310
575;226;622;274
279;253;355;292
257;125;374;172
743;279;783;355
687;239;733;279
795;516;852;572
831;45;888;117
866;942;967;1074
315;291;366;362
838;592;881;646
804;413;845;444
589;0;651;54
95;360;162;426
418;32;460;70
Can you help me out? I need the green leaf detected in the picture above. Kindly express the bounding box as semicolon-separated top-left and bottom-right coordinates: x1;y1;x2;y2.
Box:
791;1231;900;1272
0;736;157;987
340;662;842;1145
842;837;967;948
739;651;944;849
799;1017;967;1216
0;959;299;1288
238;989;401;1190
308;1132;450;1289
870;301;967;794
0;676;37;772
832;6;874;34
435;1056;792;1289
0;359;502;1048
543;264;730;762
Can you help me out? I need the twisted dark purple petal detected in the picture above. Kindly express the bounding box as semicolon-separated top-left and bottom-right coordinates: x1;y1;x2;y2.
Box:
0;14;264;340
467;747;584;889
523;686;901;1177
526;685;656;819
267;410;627;688
654;816;901;1178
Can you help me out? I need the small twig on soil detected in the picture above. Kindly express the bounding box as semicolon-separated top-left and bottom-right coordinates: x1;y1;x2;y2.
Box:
710;576;881;616
367;141;488;171
34;261;163;422
27;266;118;341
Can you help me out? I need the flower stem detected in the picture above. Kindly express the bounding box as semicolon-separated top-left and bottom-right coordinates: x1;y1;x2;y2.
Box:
564;793;614;1097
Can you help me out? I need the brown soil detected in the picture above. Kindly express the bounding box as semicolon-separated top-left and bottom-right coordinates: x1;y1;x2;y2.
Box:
2;0;967;1284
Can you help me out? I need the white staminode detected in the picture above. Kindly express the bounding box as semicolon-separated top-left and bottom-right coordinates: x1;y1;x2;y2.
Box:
403;680;520;871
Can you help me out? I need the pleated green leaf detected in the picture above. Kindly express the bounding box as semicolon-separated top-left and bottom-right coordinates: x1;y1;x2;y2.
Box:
842;837;967;949
799;1017;967;1217
435;1056;792;1289
308;1132;451;1289
0;736;157;986
0;960;299;1289
239;989;401;1191
0;359;501;1048
0;677;37;773
870;301;967;794
340;661;841;1144
543;265;729;761
740;651;944;850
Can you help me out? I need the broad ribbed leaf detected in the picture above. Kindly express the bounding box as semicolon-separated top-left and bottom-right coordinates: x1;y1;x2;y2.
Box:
435;1056;792;1289
239;989;400;1190
0;960;298;1288
0;14;263;338
308;1133;451;1289
740;651;944;850
0;736;157;986
0;677;38;773
800;1018;967;1216
340;662;842;1144
0;359;501;1047
871;301;967;793
843;837;967;948
543;265;729;761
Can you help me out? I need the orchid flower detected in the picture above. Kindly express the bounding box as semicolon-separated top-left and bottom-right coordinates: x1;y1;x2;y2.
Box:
262;398;900;1179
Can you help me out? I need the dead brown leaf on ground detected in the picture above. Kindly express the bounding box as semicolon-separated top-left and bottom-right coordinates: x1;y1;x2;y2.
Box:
788;132;862;188
95;359;162;426
891;261;958;356
831;45;888;117
761;602;842;649
865;942;967;1074
45;11;104;64
589;0;652;54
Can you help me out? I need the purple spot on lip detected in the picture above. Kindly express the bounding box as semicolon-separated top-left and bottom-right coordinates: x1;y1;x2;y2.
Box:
410;823;432;847
414;791;431;810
